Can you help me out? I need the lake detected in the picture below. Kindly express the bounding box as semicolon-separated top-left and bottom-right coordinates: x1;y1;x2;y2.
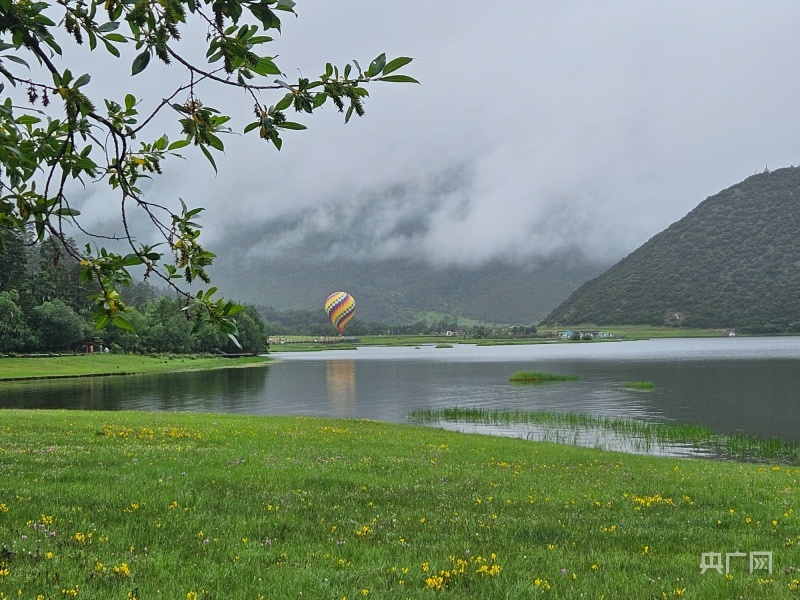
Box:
2;337;800;445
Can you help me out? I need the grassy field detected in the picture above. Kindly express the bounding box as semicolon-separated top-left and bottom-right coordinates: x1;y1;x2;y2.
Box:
0;410;798;599
546;325;732;339
0;354;271;381
270;326;737;353
268;335;468;352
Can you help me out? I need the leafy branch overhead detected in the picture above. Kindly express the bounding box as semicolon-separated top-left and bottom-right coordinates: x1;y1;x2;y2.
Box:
0;0;416;342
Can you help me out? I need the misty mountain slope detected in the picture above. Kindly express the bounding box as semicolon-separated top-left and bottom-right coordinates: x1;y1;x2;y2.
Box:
544;166;800;331
209;256;606;325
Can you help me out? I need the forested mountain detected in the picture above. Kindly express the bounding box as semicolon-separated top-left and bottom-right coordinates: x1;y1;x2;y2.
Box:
208;256;606;325
545;166;800;332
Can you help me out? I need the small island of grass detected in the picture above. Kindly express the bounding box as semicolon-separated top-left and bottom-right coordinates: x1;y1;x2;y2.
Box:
509;370;579;383
624;381;655;390
435;343;454;349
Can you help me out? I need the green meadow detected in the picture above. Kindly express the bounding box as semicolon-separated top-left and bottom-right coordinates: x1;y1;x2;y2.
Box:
0;355;270;381
546;325;730;340
1;410;798;599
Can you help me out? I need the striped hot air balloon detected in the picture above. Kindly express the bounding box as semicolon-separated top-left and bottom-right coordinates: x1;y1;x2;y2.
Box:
325;292;356;333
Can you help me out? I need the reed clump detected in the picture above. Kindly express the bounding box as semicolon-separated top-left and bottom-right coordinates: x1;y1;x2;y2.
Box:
623;381;655;389
509;370;579;383
409;407;800;464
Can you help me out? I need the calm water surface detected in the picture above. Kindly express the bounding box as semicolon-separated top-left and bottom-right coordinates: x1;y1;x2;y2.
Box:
2;337;800;441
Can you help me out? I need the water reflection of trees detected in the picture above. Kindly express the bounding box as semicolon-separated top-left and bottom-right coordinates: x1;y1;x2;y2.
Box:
0;367;270;413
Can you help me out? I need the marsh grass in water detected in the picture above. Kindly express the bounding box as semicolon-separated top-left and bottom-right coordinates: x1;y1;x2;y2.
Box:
435;344;454;349
410;407;800;465
509;370;580;383
623;381;655;390
1;410;799;599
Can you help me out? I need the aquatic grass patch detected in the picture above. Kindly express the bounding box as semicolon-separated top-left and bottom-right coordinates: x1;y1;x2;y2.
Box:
623;381;655;390
435;343;454;349
0;410;799;598
409;407;800;465
509;370;580;383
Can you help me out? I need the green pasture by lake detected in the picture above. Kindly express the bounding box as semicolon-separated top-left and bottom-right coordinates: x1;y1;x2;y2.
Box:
0;354;270;381
269;326;730;352
0;410;798;599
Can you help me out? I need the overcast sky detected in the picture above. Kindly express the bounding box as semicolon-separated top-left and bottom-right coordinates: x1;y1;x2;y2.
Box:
73;1;800;268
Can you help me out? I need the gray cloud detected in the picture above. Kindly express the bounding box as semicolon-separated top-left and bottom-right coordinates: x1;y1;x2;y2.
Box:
70;1;800;269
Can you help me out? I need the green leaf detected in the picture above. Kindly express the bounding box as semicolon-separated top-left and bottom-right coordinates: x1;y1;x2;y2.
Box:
200;145;217;173
97;21;120;33
381;56;413;75
131;51;150;76
74;157;97;170
365;53;386;77
278;121;306;131
122;253;143;266
377;74;419;84
228;333;242;349
43;36;62;56
104;33;127;43
125;94;136;110
248;4;281;30
74;73;91;88
2;55;29;67
112;314;136;332
243;122;260;134
224;303;243;316
206;134;224;152
312;92;327;109
219;320;237;335
274;92;293;111
168;139;190;150
102;39;121;58
95;313;111;330
55;207;81;217
254;57;281;75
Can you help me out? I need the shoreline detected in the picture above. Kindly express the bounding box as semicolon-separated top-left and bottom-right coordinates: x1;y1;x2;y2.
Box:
0;353;272;382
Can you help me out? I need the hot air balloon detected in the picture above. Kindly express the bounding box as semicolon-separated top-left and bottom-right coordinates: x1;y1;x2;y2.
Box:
325;292;356;333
